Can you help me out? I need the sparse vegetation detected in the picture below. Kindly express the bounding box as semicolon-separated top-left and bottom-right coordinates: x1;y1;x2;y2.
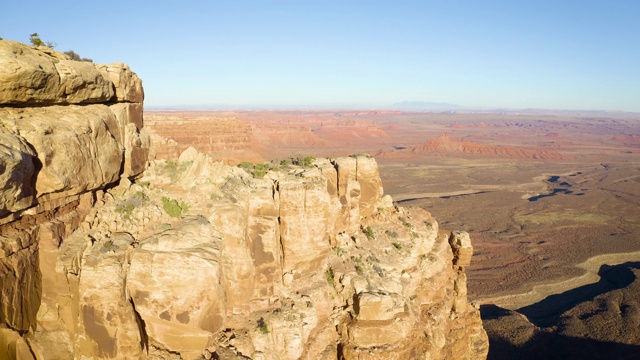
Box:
29;33;44;47
325;267;335;285
392;242;402;250
292;155;314;167
63;50;93;62
364;226;374;240
257;317;269;334
164;160;192;181
115;203;135;220
100;240;116;253
115;192;148;220
238;161;271;178
161;197;189;218
349;153;372;158
253;163;270;178
385;230;398;238
332;246;344;257
373;264;385;277
157;223;171;232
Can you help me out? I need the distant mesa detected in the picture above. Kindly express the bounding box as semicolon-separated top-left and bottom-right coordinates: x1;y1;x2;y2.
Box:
449;122;490;129
378;133;565;160
612;134;640;143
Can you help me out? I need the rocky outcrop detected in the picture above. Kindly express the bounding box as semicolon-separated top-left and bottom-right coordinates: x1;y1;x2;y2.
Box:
0;41;149;218
0;40;149;358
0;40;487;359
3;151;486;359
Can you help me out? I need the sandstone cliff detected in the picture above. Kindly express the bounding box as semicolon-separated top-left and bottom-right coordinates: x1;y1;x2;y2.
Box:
0;41;487;359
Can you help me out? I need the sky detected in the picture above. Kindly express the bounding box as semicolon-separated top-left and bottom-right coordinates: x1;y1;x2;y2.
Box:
2;1;639;111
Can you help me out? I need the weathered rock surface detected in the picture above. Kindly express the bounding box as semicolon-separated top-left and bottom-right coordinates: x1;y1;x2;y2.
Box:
0;39;149;358
0;40;487;359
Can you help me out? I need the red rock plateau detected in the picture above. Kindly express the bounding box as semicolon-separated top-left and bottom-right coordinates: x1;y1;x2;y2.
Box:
377;133;564;160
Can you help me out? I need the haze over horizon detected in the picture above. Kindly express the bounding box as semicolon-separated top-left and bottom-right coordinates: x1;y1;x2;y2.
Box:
3;0;639;112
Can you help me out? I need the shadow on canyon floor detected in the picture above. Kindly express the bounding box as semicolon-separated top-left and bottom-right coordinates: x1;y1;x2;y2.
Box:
517;261;640;327
486;331;640;360
482;261;640;360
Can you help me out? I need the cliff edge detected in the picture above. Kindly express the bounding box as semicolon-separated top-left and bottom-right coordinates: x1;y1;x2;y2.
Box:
0;41;487;359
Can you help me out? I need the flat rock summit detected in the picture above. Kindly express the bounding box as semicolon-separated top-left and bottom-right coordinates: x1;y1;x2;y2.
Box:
0;40;488;359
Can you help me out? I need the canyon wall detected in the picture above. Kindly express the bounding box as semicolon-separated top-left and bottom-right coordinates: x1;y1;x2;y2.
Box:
0;40;149;358
0;41;487;359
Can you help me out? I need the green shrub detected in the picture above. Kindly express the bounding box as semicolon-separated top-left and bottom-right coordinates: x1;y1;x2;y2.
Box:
115;203;135;220
253;163;270;178
238;161;271;178
257;317;269;334
325;267;335;285
65;50;81;60
392;242;402;250
100;240;116;253
373;264;384;277
63;49;92;62
293;156;314;167
161;197;189;218
115;192;148;220
29;33;44;47
332;246;344;257
164;160;192;181
364;226;374;240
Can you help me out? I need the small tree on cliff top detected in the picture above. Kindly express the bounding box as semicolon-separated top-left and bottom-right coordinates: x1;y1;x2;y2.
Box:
29;33;44;47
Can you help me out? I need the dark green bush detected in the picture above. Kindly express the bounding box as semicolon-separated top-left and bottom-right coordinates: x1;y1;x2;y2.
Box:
29;33;44;47
257;317;269;334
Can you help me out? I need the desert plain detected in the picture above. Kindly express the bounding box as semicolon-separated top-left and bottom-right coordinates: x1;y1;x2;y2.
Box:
146;109;640;358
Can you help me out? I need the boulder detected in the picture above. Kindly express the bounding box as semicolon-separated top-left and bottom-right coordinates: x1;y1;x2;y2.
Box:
127;217;225;357
0;105;122;199
97;62;144;102
449;231;473;266
0;131;36;217
0;41;62;105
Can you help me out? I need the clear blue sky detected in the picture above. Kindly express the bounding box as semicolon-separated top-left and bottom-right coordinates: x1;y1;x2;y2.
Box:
3;1;639;111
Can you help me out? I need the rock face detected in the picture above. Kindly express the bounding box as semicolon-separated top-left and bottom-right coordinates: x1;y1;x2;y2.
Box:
0;40;149;358
0;40;487;359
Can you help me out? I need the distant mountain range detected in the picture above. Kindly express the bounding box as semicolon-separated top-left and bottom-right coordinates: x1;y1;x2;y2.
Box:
389;101;464;110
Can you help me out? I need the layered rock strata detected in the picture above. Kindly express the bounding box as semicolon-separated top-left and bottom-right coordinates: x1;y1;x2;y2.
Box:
0;40;487;359
0;40;149;358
